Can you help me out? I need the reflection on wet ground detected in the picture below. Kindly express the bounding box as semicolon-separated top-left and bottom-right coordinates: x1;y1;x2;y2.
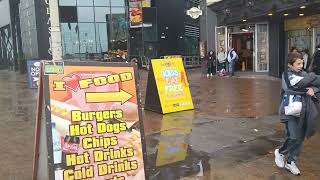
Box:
143;110;282;180
144;111;211;180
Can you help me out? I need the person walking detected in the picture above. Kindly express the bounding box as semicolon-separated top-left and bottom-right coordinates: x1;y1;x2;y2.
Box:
227;46;238;77
206;50;216;77
275;52;320;176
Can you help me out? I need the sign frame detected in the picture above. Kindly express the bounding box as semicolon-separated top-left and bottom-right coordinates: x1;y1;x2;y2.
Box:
145;58;194;114
33;61;148;180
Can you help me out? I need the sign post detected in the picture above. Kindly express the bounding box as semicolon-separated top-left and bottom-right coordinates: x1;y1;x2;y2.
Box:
33;61;147;180
145;58;194;114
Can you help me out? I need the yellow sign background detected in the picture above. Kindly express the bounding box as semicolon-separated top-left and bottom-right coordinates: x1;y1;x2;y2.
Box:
151;58;194;114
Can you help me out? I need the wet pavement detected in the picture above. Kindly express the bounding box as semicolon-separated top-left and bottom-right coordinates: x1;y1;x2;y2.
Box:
1;69;320;179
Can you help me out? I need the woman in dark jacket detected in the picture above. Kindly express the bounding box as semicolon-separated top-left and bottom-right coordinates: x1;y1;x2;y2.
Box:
206;50;216;77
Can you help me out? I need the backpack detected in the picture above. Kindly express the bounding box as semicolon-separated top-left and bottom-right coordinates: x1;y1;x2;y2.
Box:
229;50;239;62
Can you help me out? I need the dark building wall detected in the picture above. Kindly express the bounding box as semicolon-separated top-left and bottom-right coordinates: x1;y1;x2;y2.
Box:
269;17;285;77
156;0;185;56
34;0;52;60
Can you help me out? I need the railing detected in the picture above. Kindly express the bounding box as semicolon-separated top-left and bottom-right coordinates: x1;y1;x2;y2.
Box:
140;56;150;69
182;56;202;68
137;55;202;70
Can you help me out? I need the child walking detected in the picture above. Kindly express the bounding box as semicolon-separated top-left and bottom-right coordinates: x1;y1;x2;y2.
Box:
275;52;320;175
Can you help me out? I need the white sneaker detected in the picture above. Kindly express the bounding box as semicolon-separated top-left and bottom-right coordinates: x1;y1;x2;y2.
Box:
285;161;301;175
274;149;285;168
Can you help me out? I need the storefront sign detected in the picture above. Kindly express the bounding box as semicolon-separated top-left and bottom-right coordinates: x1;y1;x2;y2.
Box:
145;58;194;114
129;1;143;28
27;60;41;89
129;0;151;28
33;61;147;180
186;7;203;19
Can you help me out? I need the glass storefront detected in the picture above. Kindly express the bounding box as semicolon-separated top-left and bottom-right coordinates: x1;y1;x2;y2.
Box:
216;23;269;72
287;29;312;53
58;0;128;60
256;24;268;72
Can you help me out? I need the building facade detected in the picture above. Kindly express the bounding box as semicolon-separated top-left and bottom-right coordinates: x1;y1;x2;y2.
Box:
17;0;206;69
209;0;320;77
0;0;23;71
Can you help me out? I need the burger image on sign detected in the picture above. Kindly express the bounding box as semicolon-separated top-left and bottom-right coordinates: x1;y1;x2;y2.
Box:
187;7;203;19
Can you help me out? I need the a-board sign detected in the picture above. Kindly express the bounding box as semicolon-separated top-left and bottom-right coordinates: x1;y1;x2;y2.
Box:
33;61;147;180
145;58;194;114
27;60;41;89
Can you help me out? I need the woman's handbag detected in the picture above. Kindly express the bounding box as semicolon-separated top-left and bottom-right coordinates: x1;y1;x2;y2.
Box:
284;95;302;117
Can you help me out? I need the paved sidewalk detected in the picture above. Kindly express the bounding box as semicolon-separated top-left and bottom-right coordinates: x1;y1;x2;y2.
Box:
1;69;320;180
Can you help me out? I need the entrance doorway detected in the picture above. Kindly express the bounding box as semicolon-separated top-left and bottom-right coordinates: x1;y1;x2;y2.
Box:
230;33;254;71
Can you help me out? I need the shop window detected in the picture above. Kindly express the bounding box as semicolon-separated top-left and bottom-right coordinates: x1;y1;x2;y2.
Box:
94;0;110;6
78;7;94;22
287;29;312;53
60;23;80;58
95;7;111;22
110;0;125;6
78;23;97;54
59;0;76;6
109;7;128;50
184;36;199;56
77;0;93;6
256;24;268;72
96;23;108;54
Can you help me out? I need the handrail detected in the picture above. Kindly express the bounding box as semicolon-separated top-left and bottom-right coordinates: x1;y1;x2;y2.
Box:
139;55;201;70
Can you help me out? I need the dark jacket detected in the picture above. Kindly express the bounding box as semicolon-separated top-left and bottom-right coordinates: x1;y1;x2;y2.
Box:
206;51;216;69
279;69;320;138
312;49;320;74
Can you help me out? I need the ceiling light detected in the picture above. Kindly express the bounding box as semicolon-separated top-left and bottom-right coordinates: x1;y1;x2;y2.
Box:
241;28;249;32
268;13;273;16
300;6;306;9
284;13;289;16
299;13;304;16
242;19;247;22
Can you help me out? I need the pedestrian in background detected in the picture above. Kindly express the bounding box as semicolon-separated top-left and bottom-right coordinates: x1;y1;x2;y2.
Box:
275;52;320;176
206;50;216;77
301;49;310;70
217;47;227;73
290;46;299;53
227;46;238;77
308;44;320;75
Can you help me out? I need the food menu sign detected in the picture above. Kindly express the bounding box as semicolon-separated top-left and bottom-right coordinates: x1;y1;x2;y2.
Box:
129;0;151;28
41;61;146;180
150;58;194;114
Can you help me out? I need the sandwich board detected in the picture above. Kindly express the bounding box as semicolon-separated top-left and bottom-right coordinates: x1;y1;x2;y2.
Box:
145;58;194;114
32;61;147;180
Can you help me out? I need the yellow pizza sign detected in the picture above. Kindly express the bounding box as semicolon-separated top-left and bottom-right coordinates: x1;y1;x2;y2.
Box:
146;58;194;114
